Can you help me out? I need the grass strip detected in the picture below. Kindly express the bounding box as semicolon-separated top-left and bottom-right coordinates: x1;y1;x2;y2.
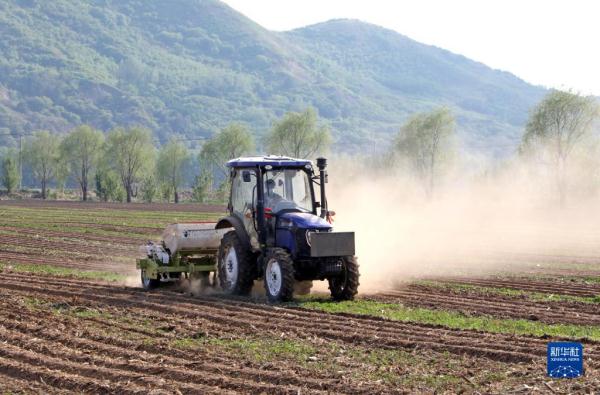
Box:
0;262;126;282
298;298;600;341
417;280;600;304
496;272;600;285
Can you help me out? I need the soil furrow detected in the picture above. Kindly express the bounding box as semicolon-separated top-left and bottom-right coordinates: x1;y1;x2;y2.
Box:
0;319;345;394
0;200;225;213
0;225;143;245
5;273;597;363
0;278;555;363
446;278;600;297
0;325;313;395
0;354;139;394
0;252;135;274
0;341;196;393
0;370;71;394
0;235;137;255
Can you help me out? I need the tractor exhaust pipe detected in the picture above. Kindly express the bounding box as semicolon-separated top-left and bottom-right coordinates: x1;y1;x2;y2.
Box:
316;157;327;218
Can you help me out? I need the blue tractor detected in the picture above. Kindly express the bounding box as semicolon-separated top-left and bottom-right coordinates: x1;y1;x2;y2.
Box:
215;156;359;302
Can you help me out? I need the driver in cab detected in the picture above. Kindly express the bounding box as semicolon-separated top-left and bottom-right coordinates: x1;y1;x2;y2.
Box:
265;178;284;209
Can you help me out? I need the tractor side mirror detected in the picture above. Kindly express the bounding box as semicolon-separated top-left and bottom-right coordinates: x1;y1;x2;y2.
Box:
242;170;252;182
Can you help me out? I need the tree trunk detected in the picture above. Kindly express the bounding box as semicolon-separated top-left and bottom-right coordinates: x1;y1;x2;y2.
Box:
81;167;88;201
557;158;567;208
174;187;179;203
126;185;132;203
427;172;434;200
41;178;47;200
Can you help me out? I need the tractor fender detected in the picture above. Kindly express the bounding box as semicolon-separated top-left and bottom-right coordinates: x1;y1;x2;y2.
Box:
215;216;251;250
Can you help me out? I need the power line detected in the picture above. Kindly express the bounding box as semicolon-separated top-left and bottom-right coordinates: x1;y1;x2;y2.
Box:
177;137;209;141
152;136;209;143
0;132;32;137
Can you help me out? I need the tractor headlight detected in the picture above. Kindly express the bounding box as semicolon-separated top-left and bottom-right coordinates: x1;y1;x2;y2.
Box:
305;230;313;247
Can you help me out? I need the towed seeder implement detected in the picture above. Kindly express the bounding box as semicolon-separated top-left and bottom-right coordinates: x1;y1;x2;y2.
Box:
137;223;228;289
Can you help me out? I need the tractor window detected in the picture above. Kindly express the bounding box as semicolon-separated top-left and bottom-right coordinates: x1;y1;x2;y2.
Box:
231;169;255;215
264;169;313;213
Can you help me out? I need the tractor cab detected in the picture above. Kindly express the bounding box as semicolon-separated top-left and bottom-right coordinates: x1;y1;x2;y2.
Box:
216;156;359;302
228;157;324;250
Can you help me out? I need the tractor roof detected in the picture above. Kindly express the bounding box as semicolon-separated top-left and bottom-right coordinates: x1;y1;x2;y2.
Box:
227;156;312;168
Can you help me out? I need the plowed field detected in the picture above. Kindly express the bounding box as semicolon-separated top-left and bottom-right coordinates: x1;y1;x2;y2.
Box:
0;200;598;393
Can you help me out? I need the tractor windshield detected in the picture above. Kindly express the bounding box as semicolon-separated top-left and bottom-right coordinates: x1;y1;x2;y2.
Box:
264;169;313;213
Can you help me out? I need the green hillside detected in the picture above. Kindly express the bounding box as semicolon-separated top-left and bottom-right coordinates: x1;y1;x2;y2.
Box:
0;0;545;155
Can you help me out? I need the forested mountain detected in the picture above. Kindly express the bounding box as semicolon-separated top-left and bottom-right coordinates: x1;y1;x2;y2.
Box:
0;0;545;155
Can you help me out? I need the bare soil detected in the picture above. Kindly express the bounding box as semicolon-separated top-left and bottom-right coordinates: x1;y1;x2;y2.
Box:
1;202;599;393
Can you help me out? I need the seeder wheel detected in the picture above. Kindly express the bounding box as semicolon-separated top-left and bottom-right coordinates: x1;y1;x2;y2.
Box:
141;269;160;290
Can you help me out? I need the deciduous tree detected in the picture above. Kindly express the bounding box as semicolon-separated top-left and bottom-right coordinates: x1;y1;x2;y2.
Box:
521;90;600;206
104;127;155;203
157;139;189;203
140;175;158;203
1;152;19;194
395;108;455;198
265;108;331;159
200;123;254;190
60;125;104;201
23;131;60;199
95;167;124;202
191;171;212;203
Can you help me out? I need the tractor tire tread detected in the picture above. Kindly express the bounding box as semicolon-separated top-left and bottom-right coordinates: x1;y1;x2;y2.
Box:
265;248;295;303
329;256;360;301
218;231;255;295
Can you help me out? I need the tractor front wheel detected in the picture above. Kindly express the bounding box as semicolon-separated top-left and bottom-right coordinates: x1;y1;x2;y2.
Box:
328;256;360;301
264;248;295;303
217;231;255;295
141;270;160;291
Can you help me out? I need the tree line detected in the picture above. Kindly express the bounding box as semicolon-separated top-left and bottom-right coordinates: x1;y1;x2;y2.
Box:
2;90;598;206
0;107;331;203
388;89;600;206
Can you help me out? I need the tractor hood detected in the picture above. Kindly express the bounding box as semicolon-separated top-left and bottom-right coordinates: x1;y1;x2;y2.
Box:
279;212;332;230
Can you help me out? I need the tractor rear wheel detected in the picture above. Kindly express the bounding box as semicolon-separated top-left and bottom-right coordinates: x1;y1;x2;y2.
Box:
264;248;295;303
217;231;255;295
328;256;360;301
141;270;160;291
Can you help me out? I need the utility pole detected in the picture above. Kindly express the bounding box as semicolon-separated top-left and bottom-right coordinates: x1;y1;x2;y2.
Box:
18;134;22;191
0;131;29;191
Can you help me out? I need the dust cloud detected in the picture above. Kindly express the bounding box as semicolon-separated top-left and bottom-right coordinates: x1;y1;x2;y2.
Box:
179;275;222;296
327;153;600;293
124;274;142;287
